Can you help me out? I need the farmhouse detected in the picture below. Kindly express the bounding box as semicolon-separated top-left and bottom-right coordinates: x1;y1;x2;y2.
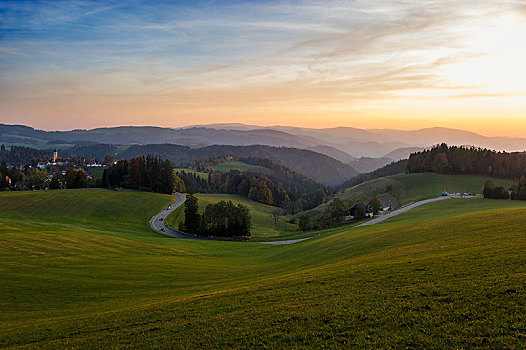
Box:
345;200;374;220
376;193;400;211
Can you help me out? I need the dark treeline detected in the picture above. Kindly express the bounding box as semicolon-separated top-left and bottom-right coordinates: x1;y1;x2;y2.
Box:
0;145;51;165
182;194;251;237
483;177;526;200
102;155;175;194
61;144;119;159
175;158;327;213
336;159;408;190
407;144;526;179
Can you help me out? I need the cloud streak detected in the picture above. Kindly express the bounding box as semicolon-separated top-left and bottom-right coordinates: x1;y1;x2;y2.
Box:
1;0;526;135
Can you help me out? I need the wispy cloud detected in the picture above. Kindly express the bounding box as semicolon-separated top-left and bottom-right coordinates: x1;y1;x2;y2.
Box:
1;0;526;134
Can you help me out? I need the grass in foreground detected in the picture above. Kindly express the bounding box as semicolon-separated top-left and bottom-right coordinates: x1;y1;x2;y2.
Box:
1;189;526;348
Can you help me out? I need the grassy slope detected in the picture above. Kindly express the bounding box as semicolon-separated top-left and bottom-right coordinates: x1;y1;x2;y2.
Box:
86;165;107;179
166;193;300;240
174;168;209;180
1;189;526;348
211;160;273;175
296;173;513;218
339;173;514;205
165;202;184;229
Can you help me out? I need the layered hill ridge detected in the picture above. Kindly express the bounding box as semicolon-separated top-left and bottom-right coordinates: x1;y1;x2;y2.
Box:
3;123;526;161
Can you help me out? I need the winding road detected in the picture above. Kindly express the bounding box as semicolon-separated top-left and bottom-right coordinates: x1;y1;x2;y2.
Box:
150;193;472;244
149;192;195;239
150;193;311;244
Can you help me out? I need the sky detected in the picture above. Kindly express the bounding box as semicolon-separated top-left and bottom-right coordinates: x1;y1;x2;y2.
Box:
1;0;526;136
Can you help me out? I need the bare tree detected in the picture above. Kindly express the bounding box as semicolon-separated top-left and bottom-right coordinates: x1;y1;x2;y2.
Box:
272;209;282;224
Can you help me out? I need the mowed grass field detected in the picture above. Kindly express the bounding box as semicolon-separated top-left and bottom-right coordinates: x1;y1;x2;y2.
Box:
166;193;300;240
1;189;526;348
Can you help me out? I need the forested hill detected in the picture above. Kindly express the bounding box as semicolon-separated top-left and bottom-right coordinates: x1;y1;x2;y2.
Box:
120;144;359;186
407;144;526;179
0;146;51;165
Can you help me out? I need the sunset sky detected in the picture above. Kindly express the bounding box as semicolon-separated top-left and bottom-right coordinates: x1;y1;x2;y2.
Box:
1;0;526;136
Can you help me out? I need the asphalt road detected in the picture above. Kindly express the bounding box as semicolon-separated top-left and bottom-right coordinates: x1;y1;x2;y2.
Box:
356;194;475;227
149;192;195;239
149;193;311;244
151;193;473;243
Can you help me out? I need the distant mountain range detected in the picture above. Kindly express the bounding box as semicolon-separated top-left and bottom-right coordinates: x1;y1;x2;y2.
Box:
2;122;526;176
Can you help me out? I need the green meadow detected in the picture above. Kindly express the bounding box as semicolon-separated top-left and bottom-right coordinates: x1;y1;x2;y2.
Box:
174;168;209;180
86;165;107;179
211;160;274;175
166;193;301;240
1;188;526;348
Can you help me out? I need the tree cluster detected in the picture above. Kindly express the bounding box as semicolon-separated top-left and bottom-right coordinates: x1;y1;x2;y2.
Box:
510;176;526;200
64;169;88;189
175;158;327;213
102;155;175;194
483;177;526;200
407;144;526;179
0;145;52;165
182;194;251;237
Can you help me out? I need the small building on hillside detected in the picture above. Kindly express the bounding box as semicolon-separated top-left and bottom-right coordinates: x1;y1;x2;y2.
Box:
346;200;374;220
37;161;48;170
376;193;401;211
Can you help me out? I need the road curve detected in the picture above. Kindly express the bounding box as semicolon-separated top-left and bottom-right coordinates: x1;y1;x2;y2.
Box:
150;192;196;239
151;194;472;243
150;193;313;244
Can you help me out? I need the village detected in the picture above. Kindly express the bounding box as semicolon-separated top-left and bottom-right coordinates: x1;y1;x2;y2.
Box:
0;147;110;191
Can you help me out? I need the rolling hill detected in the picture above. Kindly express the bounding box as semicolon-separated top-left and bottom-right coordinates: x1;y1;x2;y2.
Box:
0;124;315;149
166;193;301;240
209;160;274;176
337;173;515;205
304;173;516;217
1;189;526;347
339;173;513;205
346;156;394;173
120;144;359;186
